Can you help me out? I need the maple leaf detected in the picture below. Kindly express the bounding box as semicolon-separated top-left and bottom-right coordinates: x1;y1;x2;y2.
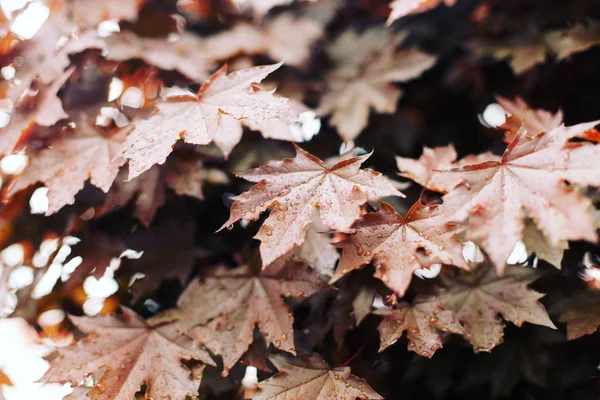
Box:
253;355;383;400
387;0;456;25
319;29;436;141
102;152;225;226
220;145;403;267
122;63;295;178
377;299;464;357
332;201;467;296
150;261;329;374
438;266;556;351
299;277;376;349
521;220;567;268
556;292;600;340
41;308;214;400
204;14;323;67
544;21;600;60
0;68;73;156
243;98;321;143
396;144;500;193
468;23;600;75
379;265;555;353
8;6;76;86
72;0;146;26
496;96;563;142
435;122;600;270
101;166;166;226
8;116;130;214
297;211;340;278
103;31;212;83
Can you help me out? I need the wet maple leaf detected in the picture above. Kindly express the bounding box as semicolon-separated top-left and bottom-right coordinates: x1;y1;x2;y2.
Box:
319;29;436;141
41;308;214;400
379;265;555;353
436;122;600;270
396;144;500;193
150;261;329;374
0;68;73;156
72;0;146;26
377;299;464;357
122;63;295;178
254;355;383;400
8;116;130;215
496;96;563;142
387;0;456;25
332;201;467;296
220;145;403;267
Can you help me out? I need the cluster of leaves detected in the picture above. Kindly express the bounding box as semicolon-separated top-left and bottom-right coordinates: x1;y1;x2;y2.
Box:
2;0;600;399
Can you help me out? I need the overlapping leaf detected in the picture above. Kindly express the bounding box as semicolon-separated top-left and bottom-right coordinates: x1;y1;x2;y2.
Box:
333;201;467;295
378;265;555;354
122;63;295;178
41;308;214;400
424;122;600;270
254;356;382;400
319;28;436;141
221;145;403;266
8;116;130;214
150;262;329;374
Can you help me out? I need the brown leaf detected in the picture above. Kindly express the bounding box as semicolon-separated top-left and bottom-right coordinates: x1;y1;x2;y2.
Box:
319;29;436;141
439;265;555;351
41;308;214;400
254;355;383;400
122;63;295;178
150;261;329;374
333;201;467;296
101;165;166;226
396;144;499;193
204;14;323;67
297;211;340;278
0;68;73;156
522;220;567;268
377;299;464;357
468;23;600;75
221;145;403;267
495;96;563;142
102;31;212;83
102;152;219;226
556;292;600;340
435;122;600;271
8;114;130;214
